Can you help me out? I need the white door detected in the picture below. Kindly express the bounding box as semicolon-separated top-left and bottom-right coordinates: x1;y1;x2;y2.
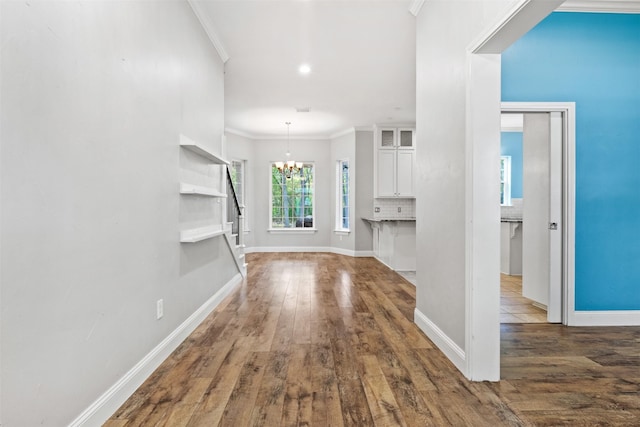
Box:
522;112;562;322
547;112;563;323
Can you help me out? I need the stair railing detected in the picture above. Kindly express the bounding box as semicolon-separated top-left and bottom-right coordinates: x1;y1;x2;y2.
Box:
226;167;244;247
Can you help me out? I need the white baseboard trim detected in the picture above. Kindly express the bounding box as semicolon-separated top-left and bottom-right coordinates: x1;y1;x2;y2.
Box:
68;273;243;427
245;246;333;253
374;256;394;271
244;246;375;258
329;247;354;257
354;250;375;257
569;310;640;326
414;308;467;376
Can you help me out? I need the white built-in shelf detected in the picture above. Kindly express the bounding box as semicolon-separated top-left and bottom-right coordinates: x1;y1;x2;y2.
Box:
180;225;225;243
179;183;227;198
180;134;229;165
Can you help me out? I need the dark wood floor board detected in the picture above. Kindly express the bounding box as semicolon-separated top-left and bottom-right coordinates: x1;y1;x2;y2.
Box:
326;315;375;424
107;253;640;427
515;409;640;427
280;344;313;426
310;342;344;427
218;351;269;426
247;350;290;427
185;338;253;426
359;279;431;350
292;274;312;345
359;354;409;427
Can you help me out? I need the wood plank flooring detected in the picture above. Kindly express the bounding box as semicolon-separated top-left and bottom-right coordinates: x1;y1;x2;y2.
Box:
500;274;548;324
106;253;640;426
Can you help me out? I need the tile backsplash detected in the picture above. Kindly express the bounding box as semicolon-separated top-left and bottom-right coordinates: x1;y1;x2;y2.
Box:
501;198;523;219
373;198;416;219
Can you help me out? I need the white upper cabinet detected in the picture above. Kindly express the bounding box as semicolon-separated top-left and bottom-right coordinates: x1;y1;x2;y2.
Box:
374;126;415;198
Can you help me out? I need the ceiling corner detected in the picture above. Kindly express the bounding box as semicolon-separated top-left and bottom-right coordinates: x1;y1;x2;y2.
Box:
557;0;640;13
187;0;230;63
409;0;426;17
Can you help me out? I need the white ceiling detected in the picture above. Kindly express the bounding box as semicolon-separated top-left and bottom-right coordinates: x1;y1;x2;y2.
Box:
196;0;640;139
197;0;416;138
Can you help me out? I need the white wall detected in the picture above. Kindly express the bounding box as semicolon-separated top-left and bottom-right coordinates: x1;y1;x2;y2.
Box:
414;0;512;356
0;2;235;425
355;131;374;253
330;131;356;253
250;139;332;249
234;130;375;255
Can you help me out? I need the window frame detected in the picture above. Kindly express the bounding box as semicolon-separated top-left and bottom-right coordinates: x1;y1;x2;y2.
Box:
230;159;248;231
335;159;350;233
268;161;316;232
500;155;512;206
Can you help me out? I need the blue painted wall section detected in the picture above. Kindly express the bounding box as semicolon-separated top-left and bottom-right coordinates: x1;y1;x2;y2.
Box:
502;12;640;311
501;132;523;199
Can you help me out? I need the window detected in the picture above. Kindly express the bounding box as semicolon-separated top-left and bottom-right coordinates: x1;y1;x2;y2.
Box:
336;160;350;231
230;159;248;229
500;156;512;206
230;160;244;206
270;162;314;229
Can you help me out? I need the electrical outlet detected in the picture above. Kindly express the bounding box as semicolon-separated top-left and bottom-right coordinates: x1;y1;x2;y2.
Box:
374;207;380;213
398;207;402;213
156;299;164;320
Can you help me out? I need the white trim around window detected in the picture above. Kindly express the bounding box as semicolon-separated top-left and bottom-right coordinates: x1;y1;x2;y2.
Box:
269;161;316;231
500;155;512;206
335;158;350;233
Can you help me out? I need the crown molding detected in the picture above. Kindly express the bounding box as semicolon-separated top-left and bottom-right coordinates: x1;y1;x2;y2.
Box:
225;128;255;139
409;0;425;17
254;135;331;141
187;0;230;63
329;127;356;140
469;0;564;54
557;0;640;13
225;128;330;141
355;125;375;132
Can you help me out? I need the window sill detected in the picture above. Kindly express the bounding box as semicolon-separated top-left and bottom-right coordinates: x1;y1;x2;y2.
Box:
334;230;350;235
268;228;317;235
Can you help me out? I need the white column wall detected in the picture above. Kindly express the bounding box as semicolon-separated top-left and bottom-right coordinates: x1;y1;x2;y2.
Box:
414;0;512;369
355;131;374;253
0;2;233;425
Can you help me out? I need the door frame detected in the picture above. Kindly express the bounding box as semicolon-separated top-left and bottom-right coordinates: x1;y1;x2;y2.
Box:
501;102;576;325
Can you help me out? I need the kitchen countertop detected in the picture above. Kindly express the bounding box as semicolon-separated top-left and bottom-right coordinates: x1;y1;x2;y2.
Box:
363;217;416;222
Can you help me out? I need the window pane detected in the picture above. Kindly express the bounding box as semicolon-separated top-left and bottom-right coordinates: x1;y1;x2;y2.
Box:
271;163;314;228
381;130;394;147
336;160;350;230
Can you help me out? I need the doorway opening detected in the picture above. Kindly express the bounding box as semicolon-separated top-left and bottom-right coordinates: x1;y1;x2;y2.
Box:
500;102;576;326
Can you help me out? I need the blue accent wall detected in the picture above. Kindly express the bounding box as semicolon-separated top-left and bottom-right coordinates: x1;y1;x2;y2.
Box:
502;12;640;311
501;132;523;199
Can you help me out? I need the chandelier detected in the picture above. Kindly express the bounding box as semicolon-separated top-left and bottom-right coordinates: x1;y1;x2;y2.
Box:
275;121;303;179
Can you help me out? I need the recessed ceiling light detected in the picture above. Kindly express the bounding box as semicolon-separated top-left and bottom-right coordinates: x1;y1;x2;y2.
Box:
299;64;311;75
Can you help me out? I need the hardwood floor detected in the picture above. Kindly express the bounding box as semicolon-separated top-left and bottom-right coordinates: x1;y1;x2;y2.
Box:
106;253;640;426
500;274;548;324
